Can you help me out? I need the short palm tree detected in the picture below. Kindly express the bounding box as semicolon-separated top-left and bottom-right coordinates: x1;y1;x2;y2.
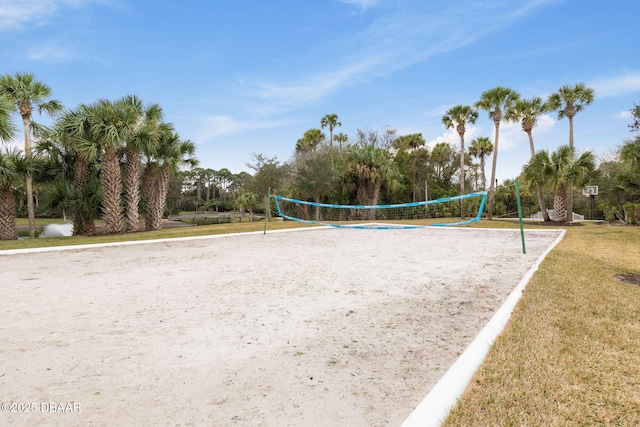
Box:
0;72;63;237
296;128;326;154
333;132;348;150
235;192;258;222
468;137;493;191
442;105;479;218
0;149;38;240
321;114;341;149
547;83;595;222
475;87;520;219
505;97;551;221
345;144;400;217
143;127;197;231
53;106;100;235
522;145;597;222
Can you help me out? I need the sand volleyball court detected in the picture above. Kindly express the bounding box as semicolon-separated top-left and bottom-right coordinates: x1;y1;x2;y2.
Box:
1;226;562;426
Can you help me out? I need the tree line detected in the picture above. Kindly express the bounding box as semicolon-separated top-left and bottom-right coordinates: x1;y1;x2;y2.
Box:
2;73;640;240
0;72;196;240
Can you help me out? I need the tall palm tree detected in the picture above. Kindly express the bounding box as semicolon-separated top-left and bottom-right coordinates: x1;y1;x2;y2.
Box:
320;113;341;149
442;105;479;218
475;86;520;219
0;72;62;237
468;137;493;191
547;83;595;223
505;97;551;221
522;145;597;222
118;95;163;232
74;99;138;234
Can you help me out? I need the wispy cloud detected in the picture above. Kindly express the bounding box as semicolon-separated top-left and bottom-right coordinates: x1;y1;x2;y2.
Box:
0;0;115;32
194;115;293;143
338;0;380;11
243;0;559;110
590;72;640;98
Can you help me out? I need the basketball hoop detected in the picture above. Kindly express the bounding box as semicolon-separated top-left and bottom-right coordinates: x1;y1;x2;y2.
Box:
583;185;598;197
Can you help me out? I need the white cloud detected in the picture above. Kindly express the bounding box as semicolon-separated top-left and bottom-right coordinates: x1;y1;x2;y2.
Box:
194;115;292;142
0;0;115;31
590;72;640;98
242;0;557;109
427;126;482;150
616;110;632;119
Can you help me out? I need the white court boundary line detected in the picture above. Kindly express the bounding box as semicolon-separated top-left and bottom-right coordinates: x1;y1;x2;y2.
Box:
1;224;549;256
402;228;566;427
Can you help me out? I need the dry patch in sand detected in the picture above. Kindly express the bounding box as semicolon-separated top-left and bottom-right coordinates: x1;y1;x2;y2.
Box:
0;227;561;426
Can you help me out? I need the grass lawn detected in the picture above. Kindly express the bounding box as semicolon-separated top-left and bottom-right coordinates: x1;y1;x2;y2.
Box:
3;219;639;425
444;222;640;426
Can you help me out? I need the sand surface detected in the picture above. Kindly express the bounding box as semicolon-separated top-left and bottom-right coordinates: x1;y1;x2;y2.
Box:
0;226;562;426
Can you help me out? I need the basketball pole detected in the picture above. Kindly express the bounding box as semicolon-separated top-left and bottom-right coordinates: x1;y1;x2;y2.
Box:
514;178;526;254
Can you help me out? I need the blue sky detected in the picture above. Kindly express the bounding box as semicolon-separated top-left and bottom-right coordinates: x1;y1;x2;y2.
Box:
2;0;640;184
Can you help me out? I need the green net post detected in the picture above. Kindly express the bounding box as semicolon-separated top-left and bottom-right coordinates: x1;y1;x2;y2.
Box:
514;178;526;254
264;187;270;235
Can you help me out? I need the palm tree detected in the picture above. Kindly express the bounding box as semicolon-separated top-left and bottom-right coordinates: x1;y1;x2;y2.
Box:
0;149;27;240
144;127;197;231
345;144;400;218
442;105;479;218
73;99;138;234
296;128;326;154
118;95;164;232
468;137;493;191
0;72;63;237
333;132;348;150
53;106;101;235
547;83;595;223
234;192;258;222
475;87;520;219
321;113;341;149
505;97;551;221
522;145;597;222
0;97;16;142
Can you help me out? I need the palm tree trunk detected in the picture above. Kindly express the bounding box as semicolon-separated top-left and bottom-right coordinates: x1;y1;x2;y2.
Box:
553;185;567;222
143;163;158;231
567;115;575;223
536;184;550;221
527;131;549;221
21;115;36;238
0;186;18;240
459;133;465;219
100;147;123;234
487;122;500;220
124;148;141;232
148;164;169;231
72;155;95;236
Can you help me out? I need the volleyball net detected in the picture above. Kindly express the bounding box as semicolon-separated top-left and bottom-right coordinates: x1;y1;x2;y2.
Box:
273;192;487;229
